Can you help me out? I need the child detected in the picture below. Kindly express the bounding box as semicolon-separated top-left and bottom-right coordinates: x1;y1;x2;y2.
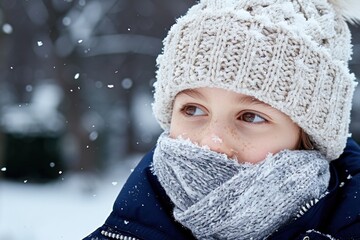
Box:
84;0;360;239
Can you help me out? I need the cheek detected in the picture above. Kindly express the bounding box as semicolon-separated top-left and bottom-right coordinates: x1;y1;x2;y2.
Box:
169;117;182;138
275;126;301;150
236;134;299;163
231;131;299;164
229;128;270;163
233;141;271;164
169;114;194;139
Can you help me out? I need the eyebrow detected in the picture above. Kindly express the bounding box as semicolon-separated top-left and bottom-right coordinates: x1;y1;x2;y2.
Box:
180;89;206;100
237;95;278;113
179;89;273;109
237;95;267;106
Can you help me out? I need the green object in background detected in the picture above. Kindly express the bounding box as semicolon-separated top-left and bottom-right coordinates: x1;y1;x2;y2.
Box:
2;133;65;182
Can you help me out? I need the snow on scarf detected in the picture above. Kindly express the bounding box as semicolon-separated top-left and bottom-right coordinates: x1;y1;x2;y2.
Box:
152;133;330;240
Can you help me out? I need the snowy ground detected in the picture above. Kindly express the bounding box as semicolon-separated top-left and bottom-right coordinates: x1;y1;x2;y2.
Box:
0;154;142;240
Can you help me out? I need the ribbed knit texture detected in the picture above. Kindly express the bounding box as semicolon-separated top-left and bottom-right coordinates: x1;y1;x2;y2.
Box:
153;133;330;240
152;0;358;160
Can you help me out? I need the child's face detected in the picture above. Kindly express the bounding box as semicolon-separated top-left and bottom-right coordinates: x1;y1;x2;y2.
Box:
169;87;301;163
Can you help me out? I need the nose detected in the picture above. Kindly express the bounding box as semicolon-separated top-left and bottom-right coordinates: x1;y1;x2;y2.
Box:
198;126;234;158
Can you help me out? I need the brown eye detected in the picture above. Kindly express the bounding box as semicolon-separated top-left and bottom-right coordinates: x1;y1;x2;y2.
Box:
182;105;205;116
240;112;266;123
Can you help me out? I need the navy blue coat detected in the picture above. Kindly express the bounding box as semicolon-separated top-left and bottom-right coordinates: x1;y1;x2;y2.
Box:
84;139;360;240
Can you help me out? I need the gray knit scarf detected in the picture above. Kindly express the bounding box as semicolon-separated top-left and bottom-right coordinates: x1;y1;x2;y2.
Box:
152;133;330;240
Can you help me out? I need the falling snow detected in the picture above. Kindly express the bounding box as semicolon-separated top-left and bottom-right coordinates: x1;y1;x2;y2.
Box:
121;78;133;89
62;17;71;26
89;131;98;141
2;23;13;34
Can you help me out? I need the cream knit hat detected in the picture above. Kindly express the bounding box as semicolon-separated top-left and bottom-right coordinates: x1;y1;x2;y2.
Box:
152;0;360;160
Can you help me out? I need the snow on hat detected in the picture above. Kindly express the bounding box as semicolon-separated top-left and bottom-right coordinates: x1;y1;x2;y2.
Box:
152;0;360;160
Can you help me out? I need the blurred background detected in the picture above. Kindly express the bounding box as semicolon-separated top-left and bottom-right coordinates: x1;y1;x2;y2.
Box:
0;0;197;181
0;0;359;239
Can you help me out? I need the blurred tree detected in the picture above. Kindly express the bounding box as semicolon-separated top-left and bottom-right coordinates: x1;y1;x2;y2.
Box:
0;0;196;180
